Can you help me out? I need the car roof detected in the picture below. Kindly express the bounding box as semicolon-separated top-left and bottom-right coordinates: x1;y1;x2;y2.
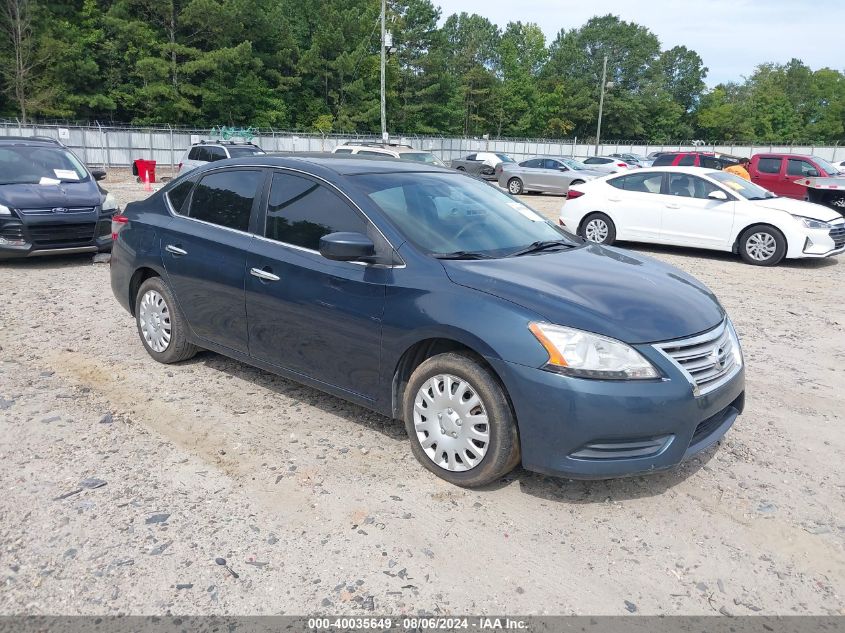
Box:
605;166;720;176
199;153;451;176
0;136;63;146
341;144;428;154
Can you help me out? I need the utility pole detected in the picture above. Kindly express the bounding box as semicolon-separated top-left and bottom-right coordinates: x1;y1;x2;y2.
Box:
594;55;608;157
380;0;387;142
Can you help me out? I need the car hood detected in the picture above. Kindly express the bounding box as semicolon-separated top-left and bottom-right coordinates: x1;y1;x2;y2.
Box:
0;179;103;209
443;244;724;344
750;197;841;222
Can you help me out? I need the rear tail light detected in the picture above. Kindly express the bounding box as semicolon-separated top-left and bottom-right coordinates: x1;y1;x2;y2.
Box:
617;162;628;168
111;214;128;240
177;162;182;172
566;190;584;200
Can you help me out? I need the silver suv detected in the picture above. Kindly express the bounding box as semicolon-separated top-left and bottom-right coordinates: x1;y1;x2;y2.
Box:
178;141;265;174
331;142;446;166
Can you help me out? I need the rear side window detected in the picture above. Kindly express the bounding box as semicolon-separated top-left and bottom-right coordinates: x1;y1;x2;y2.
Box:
521;159;543;168
333;148;353;154
651;154;675;166
188;169;263;231
207;146;227;161
187;147;203;161
166;178;194;214
608;173;663;193
677;154;696;166
264;172;367;250
701;157;722;169
756;157;781;174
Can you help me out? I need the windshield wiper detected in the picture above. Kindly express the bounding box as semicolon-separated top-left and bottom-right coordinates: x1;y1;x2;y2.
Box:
506;239;574;257
432;250;494;260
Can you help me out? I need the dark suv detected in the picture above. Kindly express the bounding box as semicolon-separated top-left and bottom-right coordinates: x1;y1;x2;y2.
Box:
0;136;117;259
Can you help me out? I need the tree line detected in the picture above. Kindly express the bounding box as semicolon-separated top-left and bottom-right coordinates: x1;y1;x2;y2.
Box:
1;0;843;142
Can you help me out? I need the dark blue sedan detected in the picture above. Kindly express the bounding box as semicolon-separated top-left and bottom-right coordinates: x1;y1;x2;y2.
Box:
110;155;745;487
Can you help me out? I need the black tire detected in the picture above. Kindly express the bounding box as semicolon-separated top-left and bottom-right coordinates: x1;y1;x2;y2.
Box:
403;352;520;488
579;212;616;245
134;276;198;363
569;179;585;187
738;224;786;266
507;177;524;195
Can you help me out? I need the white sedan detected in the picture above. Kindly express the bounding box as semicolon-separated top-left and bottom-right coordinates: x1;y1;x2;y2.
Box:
559;167;845;266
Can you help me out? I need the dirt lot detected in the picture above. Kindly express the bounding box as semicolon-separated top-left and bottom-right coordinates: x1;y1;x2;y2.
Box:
1;171;843;616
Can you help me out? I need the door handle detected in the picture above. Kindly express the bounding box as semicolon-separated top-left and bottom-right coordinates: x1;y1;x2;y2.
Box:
608;197;621;202
165;244;187;256
250;267;280;282
665;203;681;209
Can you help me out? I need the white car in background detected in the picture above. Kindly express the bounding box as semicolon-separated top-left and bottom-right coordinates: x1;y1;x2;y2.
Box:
559;166;845;266
177;141;265;174
576;156;633;174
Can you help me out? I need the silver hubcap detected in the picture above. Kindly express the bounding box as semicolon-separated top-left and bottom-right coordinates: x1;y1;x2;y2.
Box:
746;232;776;261
508;180;521;194
138;290;172;353
413;374;490;472
585;218;609;242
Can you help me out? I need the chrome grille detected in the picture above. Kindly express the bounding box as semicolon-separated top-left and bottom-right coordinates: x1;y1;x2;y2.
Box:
654;320;741;396
18;206;97;215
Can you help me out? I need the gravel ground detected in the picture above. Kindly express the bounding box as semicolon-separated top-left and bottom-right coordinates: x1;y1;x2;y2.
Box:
0;171;843;616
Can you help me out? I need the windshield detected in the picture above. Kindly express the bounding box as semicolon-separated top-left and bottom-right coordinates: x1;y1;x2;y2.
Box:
0;146;88;184
560;158;589;171
353;172;578;257
710;171;775;200
496;154;516;163
400;152;446;167
227;146;265;158
812;156;842;175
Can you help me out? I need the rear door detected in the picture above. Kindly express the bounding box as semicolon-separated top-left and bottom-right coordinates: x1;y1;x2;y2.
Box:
518;159;544;189
161;167;265;353
749;156;783;194
604;172;665;241
658;173;735;248
244;170;389;399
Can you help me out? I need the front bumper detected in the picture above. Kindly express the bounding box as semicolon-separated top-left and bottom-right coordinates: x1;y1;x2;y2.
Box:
489;351;745;479
0;211;114;259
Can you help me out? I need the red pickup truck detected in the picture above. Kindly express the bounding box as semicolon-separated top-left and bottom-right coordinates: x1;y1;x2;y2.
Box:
748;153;844;199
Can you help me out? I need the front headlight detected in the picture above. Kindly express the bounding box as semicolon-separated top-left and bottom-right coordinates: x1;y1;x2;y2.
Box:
102;192;118;212
528;322;659;379
792;215;831;230
0;204;10;216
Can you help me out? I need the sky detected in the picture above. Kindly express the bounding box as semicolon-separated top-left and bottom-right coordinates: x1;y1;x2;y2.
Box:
434;0;845;86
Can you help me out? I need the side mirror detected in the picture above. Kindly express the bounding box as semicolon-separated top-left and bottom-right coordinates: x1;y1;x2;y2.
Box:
708;190;729;201
807;169;819;178
90;169;107;181
559;166;569;172
319;232;375;262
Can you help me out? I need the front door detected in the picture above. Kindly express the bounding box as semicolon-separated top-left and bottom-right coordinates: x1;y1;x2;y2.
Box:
245;170;388;400
161;168;265;353
783;158;819;199
658;173;735;248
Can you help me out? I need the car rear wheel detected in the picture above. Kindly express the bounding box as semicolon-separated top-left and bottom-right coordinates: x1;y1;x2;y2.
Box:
579;212;616;245
507;178;524;195
739;225;786;266
135;277;198;363
403;352;520;488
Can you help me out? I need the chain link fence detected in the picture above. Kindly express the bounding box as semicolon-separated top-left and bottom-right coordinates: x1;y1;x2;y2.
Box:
1;119;842;170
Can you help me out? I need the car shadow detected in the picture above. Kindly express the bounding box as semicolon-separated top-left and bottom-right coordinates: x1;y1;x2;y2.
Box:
621;242;840;269
0;253;102;269
182;348;717;503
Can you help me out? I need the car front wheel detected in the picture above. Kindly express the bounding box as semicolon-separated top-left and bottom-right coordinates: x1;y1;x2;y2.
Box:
135;276;198;363
403;352;520;487
739;225;786;266
579;212;616;245
507;178;524;195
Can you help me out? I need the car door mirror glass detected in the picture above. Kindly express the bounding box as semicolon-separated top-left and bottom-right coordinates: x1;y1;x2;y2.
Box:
807;169;819;178
559;166;568;172
319;232;375;262
708;190;728;201
90;168;107;181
